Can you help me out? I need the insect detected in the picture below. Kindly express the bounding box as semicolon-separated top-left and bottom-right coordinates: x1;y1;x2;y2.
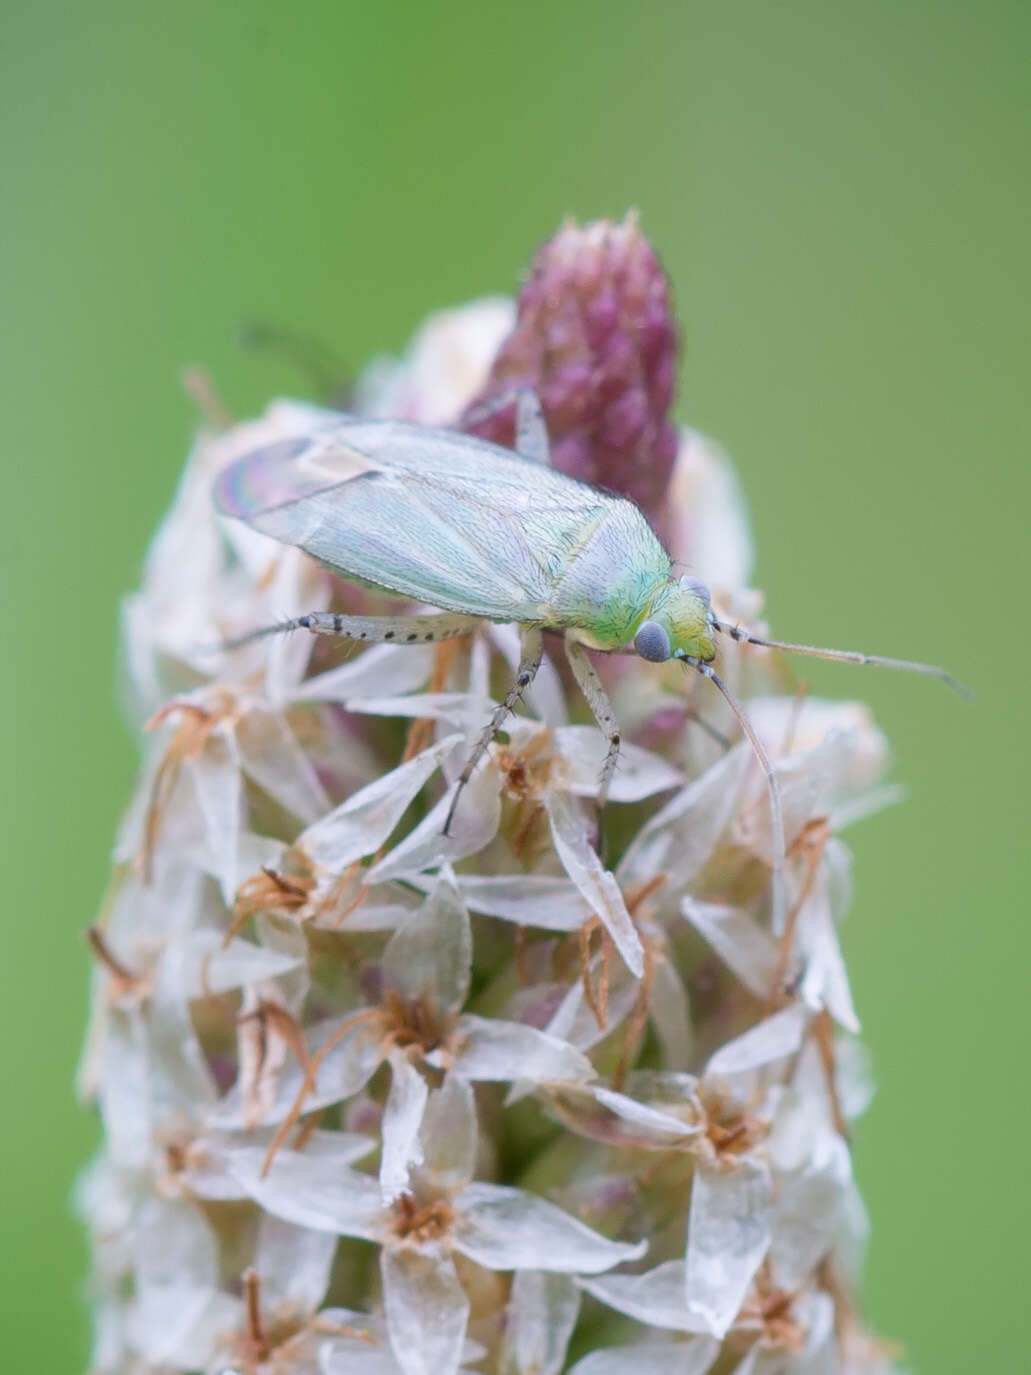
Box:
214;391;967;932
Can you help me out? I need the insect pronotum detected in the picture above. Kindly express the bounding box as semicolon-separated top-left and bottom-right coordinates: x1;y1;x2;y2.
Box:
213;390;968;935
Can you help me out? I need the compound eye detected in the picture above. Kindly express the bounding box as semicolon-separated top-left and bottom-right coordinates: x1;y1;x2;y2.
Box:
634;620;672;663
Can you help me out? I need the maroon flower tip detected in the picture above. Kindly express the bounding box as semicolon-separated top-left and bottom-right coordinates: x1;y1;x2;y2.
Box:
462;214;680;519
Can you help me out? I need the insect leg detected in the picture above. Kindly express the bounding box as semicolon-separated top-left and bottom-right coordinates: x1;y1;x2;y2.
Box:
219;610;482;652
463;387;551;465
564;637;621;808
513;389;550;465
443;626;544;835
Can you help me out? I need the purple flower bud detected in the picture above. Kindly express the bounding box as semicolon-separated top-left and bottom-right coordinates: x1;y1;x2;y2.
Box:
462;214;680;520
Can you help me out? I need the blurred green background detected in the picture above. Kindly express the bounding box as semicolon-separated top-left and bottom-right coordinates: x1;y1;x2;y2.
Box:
2;1;1026;1369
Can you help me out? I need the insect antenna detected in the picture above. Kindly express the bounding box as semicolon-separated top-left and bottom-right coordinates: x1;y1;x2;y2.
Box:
239;321;347;403
680;657;787;935
214;616;315;652
711;620;973;699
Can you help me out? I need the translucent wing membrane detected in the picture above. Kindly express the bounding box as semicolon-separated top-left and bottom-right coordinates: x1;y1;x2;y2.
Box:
215;420;622;621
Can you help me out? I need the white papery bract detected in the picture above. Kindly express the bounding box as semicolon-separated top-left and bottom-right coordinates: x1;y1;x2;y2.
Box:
80;264;905;1374
223;1075;640;1375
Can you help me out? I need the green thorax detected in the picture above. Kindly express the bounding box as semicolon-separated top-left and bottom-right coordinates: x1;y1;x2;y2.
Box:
544;501;672;649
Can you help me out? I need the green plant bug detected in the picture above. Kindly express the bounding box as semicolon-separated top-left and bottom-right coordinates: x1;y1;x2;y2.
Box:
213;390;968;934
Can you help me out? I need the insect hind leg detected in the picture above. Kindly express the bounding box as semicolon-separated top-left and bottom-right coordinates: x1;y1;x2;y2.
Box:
218;610;482;653
463;387;551;465
443;627;544;835
513;389;550;465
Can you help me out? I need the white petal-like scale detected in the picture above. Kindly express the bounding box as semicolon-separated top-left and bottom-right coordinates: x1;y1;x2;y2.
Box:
580;1260;708;1333
381;1246;470;1375
181;927;304;997
381;870;472;1019
132;1195;219;1289
320;889;423;933
794;1291;839;1373
367;761;503;880
293;641;436;704
127;1283;242;1369
357;296;515;425
105;864;213;951
146;951;221;1109
181;1125;373;1202
227;829;289;900
668;427;755;591
649;953;695;1070
445;1013;595;1086
127;1197;243;1368
704;1003;809;1078
554;725;684;802
548;1083;700;1151
796;862;860;1033
254;1213;338;1315
185;731;244;903
207;1010;384;1129
453;872;591;931
744;727;865;869
499;1270;581;1375
833;1036;876;1121
567;1335;720;1375
234;701;331;824
831;781;906;832
320;1339;436;1375
228;1145;384;1240
343;690;479;727
380;1050;429;1203
98;972;218;1171
418;1072;478;1190
121;441;226;717
545;790;644;977
543;959;641;1052
684;1159;773;1339
96;1012;153;1171
299;734;462;873
619;744;752;895
681;898;780;1000
453;1182;646;1273
258;544;331;708
768;1135;852;1291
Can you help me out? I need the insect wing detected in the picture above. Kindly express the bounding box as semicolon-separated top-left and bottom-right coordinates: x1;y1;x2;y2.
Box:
214;421;612;620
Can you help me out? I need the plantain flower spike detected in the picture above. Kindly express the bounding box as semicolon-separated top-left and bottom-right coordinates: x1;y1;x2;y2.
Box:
79;218;907;1375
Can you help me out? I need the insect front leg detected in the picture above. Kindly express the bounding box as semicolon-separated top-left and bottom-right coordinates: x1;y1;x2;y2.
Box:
443;626;544;835
219;610;483;652
564;637;621;809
